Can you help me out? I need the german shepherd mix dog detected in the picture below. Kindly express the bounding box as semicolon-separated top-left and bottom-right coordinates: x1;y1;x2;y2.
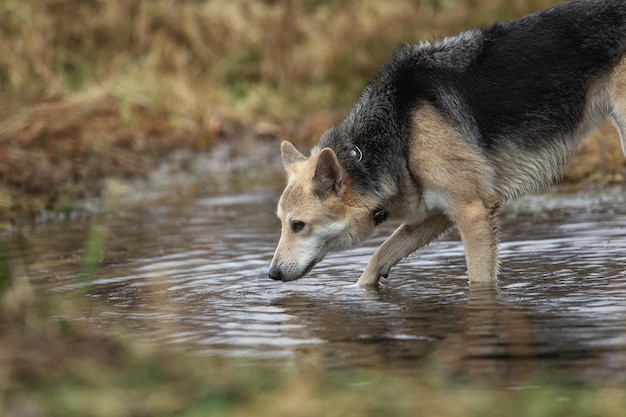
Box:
269;0;626;285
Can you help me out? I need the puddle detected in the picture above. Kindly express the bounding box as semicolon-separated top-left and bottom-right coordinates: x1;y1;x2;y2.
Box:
9;151;626;385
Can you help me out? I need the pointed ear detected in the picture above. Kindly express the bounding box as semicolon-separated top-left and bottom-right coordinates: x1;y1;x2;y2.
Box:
314;148;344;198
280;141;306;168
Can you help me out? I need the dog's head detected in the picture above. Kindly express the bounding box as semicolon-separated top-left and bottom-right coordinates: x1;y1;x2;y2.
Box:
269;140;380;282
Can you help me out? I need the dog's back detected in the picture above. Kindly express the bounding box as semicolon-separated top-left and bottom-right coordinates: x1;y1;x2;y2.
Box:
339;0;626;200
463;0;626;149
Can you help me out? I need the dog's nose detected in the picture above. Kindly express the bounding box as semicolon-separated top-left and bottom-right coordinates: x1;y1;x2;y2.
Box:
268;265;283;281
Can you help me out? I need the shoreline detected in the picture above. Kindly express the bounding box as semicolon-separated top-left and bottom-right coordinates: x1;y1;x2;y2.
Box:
1;114;625;224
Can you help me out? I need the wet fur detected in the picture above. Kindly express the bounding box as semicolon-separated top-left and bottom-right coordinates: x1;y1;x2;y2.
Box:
270;0;626;285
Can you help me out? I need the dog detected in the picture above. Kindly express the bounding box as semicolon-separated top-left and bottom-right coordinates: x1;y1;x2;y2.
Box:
269;0;626;285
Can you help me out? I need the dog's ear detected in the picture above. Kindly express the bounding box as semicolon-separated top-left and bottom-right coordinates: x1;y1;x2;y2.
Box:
280;141;307;168
314;148;344;198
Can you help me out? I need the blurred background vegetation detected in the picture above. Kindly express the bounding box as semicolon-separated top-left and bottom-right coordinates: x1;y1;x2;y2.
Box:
1;1;626;415
1;0;624;220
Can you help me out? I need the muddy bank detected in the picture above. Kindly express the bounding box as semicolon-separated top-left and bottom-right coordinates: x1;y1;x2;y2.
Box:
0;95;336;222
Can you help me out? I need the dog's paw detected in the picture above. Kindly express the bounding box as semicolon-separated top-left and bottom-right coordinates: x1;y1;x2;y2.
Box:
355;270;381;286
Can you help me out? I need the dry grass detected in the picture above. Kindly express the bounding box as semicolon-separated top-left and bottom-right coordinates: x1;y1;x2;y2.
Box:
0;0;623;219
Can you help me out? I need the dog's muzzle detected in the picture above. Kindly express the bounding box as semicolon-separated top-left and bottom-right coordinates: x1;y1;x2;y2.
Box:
268;258;318;282
268;265;283;281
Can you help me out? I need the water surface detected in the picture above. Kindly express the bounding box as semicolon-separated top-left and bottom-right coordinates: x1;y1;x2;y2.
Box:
12;152;626;385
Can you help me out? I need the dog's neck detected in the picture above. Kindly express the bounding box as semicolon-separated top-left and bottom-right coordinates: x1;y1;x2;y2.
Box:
318;130;402;220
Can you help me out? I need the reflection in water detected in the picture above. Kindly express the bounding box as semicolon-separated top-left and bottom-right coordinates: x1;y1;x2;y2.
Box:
435;284;542;383
8;165;626;386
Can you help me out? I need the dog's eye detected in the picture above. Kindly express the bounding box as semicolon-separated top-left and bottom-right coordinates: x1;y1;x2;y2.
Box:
291;221;305;233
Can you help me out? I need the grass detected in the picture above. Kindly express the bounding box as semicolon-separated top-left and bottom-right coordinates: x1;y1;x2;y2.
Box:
0;0;624;220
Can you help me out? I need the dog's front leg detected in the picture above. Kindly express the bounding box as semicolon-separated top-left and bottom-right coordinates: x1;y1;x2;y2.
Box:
356;213;452;286
452;198;500;282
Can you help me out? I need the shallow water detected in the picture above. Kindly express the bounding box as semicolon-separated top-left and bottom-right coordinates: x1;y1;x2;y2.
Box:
11;153;626;386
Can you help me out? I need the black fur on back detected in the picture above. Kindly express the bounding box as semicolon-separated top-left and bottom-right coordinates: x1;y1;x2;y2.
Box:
464;0;626;148
319;0;626;195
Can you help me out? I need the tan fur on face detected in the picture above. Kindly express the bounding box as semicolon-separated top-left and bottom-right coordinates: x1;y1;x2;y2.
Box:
271;144;379;282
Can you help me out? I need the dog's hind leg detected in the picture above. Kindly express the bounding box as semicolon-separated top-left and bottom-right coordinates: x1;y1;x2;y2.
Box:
356;213;453;286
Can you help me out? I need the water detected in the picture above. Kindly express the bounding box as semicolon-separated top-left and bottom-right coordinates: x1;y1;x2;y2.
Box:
11;151;626;385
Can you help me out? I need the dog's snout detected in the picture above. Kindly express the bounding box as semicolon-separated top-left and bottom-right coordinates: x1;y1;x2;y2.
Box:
268;265;283;281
